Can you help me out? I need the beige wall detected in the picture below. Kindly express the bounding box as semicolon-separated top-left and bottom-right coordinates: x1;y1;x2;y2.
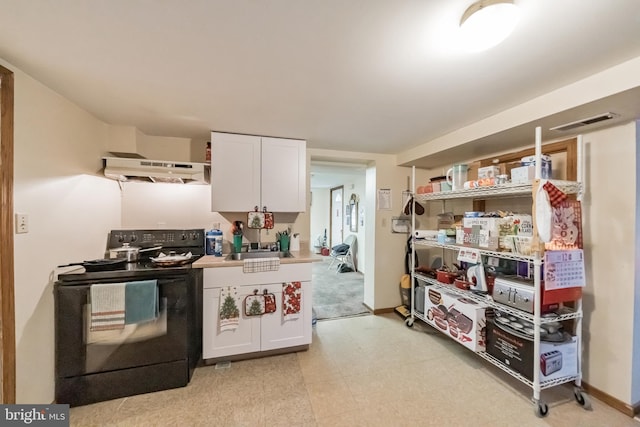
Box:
310;187;330;251
581;122;636;404
6;59;122;403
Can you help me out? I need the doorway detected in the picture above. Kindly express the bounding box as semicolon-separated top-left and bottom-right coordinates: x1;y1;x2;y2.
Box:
329;186;343;248
310;162;368;320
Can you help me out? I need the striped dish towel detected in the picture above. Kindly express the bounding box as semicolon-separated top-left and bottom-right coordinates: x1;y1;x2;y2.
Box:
90;283;126;331
243;257;280;273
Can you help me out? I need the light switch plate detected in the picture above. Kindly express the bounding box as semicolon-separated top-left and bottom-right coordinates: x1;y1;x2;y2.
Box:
16;213;28;234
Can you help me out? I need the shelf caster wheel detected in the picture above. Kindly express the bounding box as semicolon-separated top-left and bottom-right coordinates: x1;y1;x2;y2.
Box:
405;318;414;328
573;388;592;410
534;401;549;418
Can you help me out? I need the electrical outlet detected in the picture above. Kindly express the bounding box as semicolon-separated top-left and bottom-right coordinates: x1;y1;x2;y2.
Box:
15;213;28;234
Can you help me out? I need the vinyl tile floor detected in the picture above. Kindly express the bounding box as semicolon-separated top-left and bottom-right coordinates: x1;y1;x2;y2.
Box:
70;313;639;426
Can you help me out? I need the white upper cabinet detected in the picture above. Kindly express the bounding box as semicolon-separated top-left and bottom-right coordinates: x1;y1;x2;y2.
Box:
260;137;306;212
211;132;306;212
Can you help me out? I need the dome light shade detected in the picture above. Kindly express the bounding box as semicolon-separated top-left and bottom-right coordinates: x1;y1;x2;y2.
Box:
460;0;520;52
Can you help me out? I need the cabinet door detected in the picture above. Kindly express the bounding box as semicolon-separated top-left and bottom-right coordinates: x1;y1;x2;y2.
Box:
202;287;260;359
210;132;261;212
261;281;312;351
261;137;306;212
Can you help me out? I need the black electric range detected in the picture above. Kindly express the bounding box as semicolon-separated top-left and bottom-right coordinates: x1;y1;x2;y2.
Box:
57;228;205;283
54;228;205;407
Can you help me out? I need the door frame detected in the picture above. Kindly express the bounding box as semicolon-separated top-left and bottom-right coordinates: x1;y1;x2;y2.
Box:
329;185;344;249
0;64;16;403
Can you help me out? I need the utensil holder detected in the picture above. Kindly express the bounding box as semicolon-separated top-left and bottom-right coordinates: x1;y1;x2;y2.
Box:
279;235;290;252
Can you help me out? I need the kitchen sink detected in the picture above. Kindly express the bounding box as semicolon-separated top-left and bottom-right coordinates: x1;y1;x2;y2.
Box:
225;251;294;261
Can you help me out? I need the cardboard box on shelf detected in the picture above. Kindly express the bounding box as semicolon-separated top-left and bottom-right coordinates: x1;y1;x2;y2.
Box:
486;319;578;382
466;161;482;182
460;226;499;250
461;215;532;251
510;165;536;184
423;287;489;352
478;166;501;179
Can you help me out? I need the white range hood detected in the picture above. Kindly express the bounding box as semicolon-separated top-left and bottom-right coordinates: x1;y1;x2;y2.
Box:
103;153;209;184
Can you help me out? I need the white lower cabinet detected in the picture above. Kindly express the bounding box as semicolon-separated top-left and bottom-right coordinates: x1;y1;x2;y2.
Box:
202;263;312;360
203;286;261;358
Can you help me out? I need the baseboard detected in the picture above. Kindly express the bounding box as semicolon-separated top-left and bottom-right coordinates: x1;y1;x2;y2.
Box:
369;305;394;315
582;382;639;418
202;345;309;365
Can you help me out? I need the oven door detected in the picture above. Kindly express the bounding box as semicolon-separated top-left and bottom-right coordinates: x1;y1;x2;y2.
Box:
56;276;189;377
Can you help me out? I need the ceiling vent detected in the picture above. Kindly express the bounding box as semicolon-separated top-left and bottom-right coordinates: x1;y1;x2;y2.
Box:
549;112;618;132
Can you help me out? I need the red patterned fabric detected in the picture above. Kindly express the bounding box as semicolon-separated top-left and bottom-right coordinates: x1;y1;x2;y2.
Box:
282;282;302;321
542;181;567;207
545;200;583;250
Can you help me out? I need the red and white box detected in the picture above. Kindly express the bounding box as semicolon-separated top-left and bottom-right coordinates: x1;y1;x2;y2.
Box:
423;287;489;352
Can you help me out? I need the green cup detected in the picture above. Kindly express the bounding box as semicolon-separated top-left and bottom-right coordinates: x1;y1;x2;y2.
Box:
279;235;290;252
233;235;243;253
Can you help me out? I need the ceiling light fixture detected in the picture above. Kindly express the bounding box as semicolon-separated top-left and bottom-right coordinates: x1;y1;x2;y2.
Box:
460;0;520;52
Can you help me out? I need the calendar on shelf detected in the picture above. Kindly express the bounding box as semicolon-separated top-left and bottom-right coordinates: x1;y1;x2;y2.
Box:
544;249;585;290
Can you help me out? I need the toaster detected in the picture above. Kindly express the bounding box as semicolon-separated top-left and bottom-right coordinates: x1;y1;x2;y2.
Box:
541;350;563;376
492;277;535;313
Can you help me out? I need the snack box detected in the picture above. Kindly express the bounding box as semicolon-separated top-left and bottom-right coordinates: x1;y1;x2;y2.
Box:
486;318;577;382
424;287;489;352
458;227;499;250
511;165;536;183
478;166;500;179
461;215;533;251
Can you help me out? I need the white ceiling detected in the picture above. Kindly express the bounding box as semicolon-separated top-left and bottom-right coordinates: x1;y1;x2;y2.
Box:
1;1;640;164
310;162;367;189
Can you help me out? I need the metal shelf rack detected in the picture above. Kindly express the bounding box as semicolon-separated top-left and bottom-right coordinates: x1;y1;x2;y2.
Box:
405;127;590;418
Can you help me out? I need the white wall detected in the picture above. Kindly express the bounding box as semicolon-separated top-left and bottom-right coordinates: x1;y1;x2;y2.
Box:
310;188;330;250
368;159;414;309
581;122;636;405
6;59;122;403
120;182;307;253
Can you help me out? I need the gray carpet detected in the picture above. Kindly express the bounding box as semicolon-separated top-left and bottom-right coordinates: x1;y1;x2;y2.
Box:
312;258;370;320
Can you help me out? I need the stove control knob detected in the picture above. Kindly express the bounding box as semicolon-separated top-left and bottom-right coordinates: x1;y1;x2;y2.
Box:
130;235;138;242
181;234;187;240
117;235;124;243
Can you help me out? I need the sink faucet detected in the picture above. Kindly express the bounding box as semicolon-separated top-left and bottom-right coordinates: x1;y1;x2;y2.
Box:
250;229;265;252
